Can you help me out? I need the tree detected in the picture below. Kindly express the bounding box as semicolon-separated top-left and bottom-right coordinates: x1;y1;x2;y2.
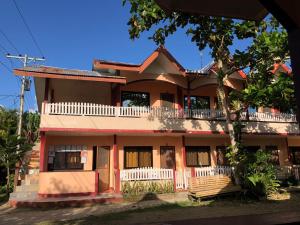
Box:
0;108;32;193
122;0;260;152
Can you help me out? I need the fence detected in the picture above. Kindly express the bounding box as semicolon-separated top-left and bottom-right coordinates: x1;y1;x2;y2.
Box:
195;166;233;177
43;102;297;122
120;167;173;181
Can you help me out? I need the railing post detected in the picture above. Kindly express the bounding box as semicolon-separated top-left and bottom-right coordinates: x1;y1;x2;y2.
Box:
173;169;176;192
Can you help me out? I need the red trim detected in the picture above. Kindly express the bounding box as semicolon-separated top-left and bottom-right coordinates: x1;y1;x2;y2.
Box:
14;69;126;84
173;169;176;192
39;132;46;172
38;192;95;198
191;167;196;177
39;127;299;136
182;136;186;167
94;171;99;195
94;46;186;76
113;135;120;193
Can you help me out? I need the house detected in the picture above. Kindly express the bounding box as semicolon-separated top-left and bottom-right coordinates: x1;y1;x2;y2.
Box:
12;46;300;198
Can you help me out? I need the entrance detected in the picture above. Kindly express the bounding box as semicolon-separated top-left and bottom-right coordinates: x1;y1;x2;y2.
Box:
160;146;176;169
93;146;110;192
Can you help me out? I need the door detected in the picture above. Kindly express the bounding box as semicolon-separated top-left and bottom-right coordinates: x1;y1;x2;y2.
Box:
160;146;176;169
161;93;175;108
95;146;110;192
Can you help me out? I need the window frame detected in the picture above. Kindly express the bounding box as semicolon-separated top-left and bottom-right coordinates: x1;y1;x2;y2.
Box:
216;145;229;166
124;146;153;169
183;95;210;110
185;146;211;167
289;147;300;165
265;145;280;165
121;91;150;107
51;151;83;171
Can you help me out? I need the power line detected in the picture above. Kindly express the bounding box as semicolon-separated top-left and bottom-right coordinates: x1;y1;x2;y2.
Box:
0;28;21;55
0;60;12;73
12;0;45;57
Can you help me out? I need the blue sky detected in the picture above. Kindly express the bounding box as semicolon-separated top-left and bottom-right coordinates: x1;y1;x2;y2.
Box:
0;0;249;111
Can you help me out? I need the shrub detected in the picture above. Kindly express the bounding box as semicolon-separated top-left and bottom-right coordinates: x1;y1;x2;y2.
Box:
121;180;174;200
227;148;280;198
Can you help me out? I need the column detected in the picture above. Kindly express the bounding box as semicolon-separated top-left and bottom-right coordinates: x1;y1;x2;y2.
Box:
181;136;186;168
113;135;120;193
39;131;47;172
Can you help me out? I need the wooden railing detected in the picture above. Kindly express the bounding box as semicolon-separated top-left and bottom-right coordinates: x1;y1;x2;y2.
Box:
120;167;173;181
42;102;297;122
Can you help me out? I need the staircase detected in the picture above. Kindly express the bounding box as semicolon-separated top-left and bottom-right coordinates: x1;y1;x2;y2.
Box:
9;142;40;202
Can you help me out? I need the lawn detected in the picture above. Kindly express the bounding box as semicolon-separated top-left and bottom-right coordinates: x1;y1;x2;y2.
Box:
36;191;300;225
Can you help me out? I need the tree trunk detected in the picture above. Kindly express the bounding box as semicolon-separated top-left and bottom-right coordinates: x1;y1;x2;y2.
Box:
6;162;10;194
216;60;238;152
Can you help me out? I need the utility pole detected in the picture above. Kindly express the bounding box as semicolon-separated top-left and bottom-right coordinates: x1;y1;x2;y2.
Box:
6;54;45;190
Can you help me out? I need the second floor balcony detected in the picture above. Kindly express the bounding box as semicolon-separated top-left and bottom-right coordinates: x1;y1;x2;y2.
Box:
40;101;299;136
43;101;297;123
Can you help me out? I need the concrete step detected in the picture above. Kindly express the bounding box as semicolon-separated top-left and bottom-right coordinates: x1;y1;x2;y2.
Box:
16;184;39;192
9;191;37;201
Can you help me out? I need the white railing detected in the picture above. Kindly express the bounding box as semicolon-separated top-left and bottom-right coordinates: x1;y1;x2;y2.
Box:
120;167;173;181
175;169;191;190
43;102;297;122
195;166;233;177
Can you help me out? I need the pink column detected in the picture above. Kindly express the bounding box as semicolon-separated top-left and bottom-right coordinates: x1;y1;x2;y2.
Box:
181;136;186;168
39;132;47;172
113;135;120;193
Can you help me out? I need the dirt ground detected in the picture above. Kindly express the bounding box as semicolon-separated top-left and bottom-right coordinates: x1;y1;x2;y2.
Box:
1;192;300;225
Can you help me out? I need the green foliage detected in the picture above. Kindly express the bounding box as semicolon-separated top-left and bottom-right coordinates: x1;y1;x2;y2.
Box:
122;180;174;200
227;148;279;198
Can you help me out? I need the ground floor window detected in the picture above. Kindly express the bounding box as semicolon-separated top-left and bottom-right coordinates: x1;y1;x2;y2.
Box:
289;147;300;165
48;145;85;171
186;146;210;167
265;145;280;165
216;146;229;166
124;146;152;169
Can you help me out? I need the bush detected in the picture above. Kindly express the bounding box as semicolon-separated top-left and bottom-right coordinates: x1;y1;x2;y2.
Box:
122;180;174;200
0;174;14;194
227;148;280;198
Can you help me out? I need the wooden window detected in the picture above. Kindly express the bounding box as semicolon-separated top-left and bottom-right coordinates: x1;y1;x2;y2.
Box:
121;91;150;107
160;146;176;169
124;147;152;169
289;147;300;165
186;146;210;167
216;146;229;166
184;96;210;110
265;146;280;165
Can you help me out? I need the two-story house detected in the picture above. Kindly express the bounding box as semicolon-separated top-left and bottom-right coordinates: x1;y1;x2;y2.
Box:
13;46;300;198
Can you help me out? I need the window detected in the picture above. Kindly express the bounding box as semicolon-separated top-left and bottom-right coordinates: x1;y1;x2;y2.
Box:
124;146;152;169
289;147;300;165
48;145;85;171
265;146;280;165
121;91;150;107
244;146;260;153
186;146;210;167
160;93;175;108
184;96;210;110
216;146;229;166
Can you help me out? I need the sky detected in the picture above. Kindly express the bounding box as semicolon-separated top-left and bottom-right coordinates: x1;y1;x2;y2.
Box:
0;0;249;111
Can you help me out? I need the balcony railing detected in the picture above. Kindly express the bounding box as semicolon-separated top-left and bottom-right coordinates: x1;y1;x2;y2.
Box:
42;102;297;123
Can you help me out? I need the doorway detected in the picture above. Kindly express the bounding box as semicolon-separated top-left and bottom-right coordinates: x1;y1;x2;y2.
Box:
160;146;176;169
93;146;110;192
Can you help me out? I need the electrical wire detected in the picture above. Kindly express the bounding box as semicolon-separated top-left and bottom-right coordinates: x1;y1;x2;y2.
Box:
12;0;44;57
0;28;21;55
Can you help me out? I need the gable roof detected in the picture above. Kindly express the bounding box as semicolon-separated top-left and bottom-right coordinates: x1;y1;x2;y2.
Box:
13;66;126;84
93;46;186;76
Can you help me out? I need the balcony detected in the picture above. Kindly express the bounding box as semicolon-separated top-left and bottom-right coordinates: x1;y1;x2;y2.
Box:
43;102;296;123
40;102;299;135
